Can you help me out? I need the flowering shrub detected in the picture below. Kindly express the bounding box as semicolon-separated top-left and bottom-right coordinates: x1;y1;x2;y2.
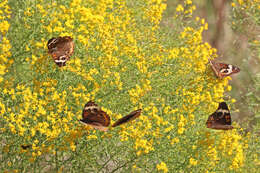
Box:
0;0;259;172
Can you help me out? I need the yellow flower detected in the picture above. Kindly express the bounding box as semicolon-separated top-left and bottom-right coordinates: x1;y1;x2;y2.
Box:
227;85;232;91
189;158;198;166
171;137;180;145
157;162;168;173
0;20;9;34
87;135;98;139
176;4;184;12
185;0;192;5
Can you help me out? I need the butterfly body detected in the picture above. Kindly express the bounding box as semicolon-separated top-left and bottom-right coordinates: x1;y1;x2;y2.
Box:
206;102;234;130
209;59;240;79
47;36;74;67
80;101;141;131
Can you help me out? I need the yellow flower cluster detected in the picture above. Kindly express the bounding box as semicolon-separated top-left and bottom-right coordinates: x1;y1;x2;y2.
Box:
0;0;257;172
157;161;168;173
0;0;11;83
144;0;167;26
175;0;196;18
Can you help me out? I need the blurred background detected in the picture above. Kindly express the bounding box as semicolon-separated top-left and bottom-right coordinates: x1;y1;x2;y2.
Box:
164;0;259;133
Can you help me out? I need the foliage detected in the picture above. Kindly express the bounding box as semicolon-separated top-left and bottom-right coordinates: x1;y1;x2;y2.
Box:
231;0;260;132
0;0;259;172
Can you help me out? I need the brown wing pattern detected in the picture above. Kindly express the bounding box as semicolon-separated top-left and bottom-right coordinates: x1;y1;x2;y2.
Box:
80;101;142;131
80;101;110;131
47;36;74;67
206;102;233;130
209;59;240;79
21;144;32;150
112;109;142;127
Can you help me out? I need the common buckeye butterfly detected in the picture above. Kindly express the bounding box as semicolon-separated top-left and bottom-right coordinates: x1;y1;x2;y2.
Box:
209;59;240;79
47;36;74;67
206;102;234;130
79;101;142;131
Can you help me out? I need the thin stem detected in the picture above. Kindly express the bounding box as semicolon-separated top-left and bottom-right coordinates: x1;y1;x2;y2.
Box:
110;157;137;173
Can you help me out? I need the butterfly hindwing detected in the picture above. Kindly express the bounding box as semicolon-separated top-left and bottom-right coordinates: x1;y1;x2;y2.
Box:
112;109;142;127
209;59;240;79
206;102;233;130
47;36;74;67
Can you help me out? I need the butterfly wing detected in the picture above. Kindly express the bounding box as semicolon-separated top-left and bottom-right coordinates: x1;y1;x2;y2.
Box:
47;36;74;67
112;109;142;127
209;60;221;77
50;52;70;67
79;121;109;131
80;101;110;131
206;102;233;130
209;60;240;79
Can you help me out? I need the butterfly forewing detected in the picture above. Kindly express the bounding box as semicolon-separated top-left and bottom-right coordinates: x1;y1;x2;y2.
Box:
47;36;74;67
112;109;142;127
209;59;240;79
206;102;233;130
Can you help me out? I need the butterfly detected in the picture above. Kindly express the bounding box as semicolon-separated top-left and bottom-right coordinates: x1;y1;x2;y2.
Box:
209;59;240;79
206;102;234;130
47;36;74;67
79;101;142;131
21;144;31;150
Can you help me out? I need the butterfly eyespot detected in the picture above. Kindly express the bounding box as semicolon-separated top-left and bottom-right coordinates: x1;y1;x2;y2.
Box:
223;70;228;73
